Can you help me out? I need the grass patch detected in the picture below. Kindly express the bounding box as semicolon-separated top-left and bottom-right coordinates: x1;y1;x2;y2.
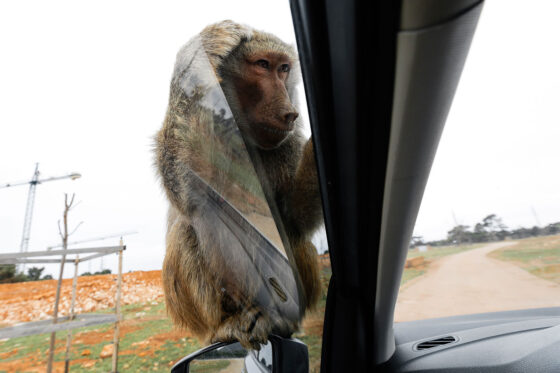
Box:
300;334;322;373
401;268;425;286
0;300;199;373
297;265;331;373
489;235;560;283
0;263;335;372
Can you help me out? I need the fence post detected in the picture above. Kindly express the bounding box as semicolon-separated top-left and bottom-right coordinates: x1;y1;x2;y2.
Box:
111;242;123;373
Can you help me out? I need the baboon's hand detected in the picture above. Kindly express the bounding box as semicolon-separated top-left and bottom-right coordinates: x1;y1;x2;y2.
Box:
210;306;272;350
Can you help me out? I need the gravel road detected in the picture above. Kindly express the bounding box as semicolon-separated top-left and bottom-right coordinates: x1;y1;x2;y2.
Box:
394;242;560;322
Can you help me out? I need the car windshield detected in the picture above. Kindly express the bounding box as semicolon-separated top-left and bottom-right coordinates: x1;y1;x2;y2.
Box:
395;0;560;322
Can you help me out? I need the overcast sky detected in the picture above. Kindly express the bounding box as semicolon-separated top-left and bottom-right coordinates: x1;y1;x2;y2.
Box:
414;0;560;241
1;1;559;277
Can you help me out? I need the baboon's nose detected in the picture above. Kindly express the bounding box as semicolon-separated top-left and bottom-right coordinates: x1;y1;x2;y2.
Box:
283;111;299;124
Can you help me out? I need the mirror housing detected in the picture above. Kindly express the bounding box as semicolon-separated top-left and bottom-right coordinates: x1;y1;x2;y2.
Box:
170;335;309;373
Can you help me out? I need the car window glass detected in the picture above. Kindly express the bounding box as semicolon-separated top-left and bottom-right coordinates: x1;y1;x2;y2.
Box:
171;34;303;325
180;31;330;372
0;2;330;373
176;35;286;255
395;1;560;322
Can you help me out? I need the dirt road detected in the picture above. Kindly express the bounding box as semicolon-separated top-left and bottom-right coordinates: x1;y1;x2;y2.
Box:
394;242;560;322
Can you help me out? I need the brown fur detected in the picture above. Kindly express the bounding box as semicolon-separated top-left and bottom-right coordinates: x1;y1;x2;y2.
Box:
155;20;322;349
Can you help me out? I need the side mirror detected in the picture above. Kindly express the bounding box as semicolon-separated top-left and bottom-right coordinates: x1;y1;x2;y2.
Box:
171;335;309;373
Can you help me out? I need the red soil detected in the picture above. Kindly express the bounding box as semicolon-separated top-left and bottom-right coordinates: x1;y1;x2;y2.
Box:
0;270;164;325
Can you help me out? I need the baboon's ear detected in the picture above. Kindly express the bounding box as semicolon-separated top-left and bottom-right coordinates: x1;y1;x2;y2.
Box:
200;20;253;74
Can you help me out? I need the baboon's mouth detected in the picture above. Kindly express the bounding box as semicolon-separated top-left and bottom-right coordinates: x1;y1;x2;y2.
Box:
252;122;293;149
260;123;294;134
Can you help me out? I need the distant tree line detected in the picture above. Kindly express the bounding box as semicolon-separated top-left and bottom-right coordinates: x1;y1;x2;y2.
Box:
412;214;560;247
0;264;113;283
0;265;53;283
80;269;112;276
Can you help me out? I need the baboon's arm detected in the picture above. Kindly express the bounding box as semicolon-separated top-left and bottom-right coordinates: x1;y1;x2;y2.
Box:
286;138;323;238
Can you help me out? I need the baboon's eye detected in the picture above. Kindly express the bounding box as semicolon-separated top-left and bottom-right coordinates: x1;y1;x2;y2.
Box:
256;59;270;69
280;64;291;73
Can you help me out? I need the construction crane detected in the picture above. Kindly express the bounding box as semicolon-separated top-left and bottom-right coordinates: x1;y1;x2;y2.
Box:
1;163;81;271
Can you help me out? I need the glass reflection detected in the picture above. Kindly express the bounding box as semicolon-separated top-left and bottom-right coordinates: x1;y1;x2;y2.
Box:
189;342;273;373
173;35;302;327
176;36;285;253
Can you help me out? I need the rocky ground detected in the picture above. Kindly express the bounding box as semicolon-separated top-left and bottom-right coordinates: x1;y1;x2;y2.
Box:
0;270;163;326
0;265;330;372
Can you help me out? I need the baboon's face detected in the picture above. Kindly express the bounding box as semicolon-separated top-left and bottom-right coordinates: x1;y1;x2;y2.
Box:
232;52;298;150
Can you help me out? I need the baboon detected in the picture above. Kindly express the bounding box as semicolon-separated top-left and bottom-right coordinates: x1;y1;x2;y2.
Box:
155;20;323;349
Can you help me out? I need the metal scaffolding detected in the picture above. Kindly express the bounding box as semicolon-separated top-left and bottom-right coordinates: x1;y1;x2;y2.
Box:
0;244;125;373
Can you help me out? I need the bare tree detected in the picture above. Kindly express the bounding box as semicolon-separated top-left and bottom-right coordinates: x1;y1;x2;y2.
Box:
46;194;82;373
